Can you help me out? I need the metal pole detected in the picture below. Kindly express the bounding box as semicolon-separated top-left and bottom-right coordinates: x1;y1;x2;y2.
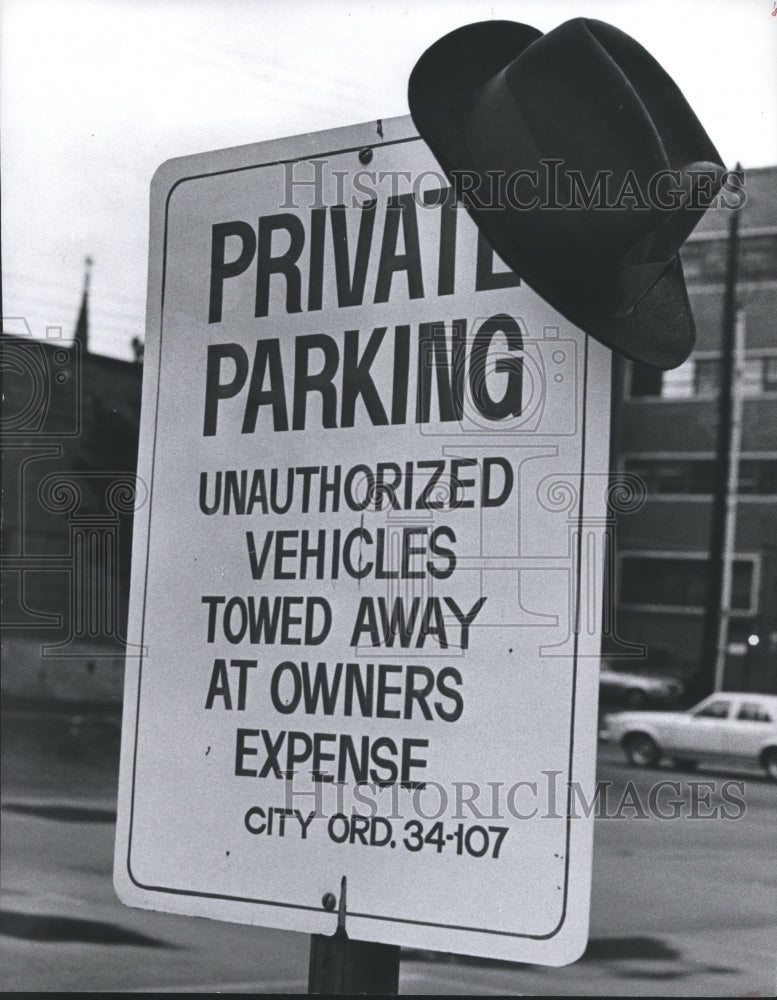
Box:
308;877;401;995
692;167;742;702
714;310;745;691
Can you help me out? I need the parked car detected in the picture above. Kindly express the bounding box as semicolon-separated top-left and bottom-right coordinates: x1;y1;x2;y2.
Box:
599;663;684;709
601;692;777;780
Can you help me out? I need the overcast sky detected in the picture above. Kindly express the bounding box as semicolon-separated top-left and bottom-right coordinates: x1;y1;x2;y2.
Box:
2;0;776;360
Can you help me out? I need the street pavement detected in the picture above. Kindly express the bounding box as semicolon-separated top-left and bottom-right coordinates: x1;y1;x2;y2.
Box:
1;705;775;994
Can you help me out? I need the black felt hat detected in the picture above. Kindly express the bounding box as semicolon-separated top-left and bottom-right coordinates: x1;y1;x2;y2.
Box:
408;19;727;369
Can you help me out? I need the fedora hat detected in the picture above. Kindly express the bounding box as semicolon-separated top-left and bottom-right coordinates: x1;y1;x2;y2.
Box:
408;19;727;369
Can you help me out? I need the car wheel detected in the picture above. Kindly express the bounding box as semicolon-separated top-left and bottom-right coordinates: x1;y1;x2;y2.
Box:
763;748;777;782
624;688;648;710
624;733;659;768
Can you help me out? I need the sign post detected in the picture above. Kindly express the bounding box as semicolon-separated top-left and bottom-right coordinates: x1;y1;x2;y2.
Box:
307;877;400;994
115;114;612;972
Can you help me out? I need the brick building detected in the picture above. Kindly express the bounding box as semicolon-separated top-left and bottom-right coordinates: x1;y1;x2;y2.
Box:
1;272;142;702
606;166;777;695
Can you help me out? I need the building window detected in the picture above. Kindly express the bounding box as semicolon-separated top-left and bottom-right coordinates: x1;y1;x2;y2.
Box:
742;359;765;396
682;234;777;283
694;359;720;395
662;361;695;399
623;457;777;496
620;555;755;612
738;459;777;494
628;355;777;398
764;357;777;393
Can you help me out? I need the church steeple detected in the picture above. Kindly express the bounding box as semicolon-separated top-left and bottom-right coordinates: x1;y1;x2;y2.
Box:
73;256;92;353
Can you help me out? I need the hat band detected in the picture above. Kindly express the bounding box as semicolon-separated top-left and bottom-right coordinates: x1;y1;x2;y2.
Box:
584;256;674;318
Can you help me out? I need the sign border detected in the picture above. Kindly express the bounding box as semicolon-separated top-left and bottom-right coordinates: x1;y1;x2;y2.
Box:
114;116;607;965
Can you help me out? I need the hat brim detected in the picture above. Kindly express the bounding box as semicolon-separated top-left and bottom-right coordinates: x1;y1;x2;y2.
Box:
409;20;696;371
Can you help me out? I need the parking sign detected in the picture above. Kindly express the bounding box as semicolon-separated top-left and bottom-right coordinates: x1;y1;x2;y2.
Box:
114;115;611;965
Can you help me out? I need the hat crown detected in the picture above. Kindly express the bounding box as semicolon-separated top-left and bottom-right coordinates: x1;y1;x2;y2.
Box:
407;17;727;369
466;19;724;265
504;20;669;184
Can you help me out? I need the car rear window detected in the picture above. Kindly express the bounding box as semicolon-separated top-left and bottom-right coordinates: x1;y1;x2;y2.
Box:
737;703;774;722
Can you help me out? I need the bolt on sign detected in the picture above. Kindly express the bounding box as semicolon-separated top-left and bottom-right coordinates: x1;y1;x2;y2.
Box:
114;115;611;966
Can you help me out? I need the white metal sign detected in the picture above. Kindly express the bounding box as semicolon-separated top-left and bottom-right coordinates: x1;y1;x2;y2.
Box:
114;114;611;966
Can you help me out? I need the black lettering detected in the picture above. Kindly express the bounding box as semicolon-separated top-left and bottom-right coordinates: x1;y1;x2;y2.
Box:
248;596;282;644
344;662;374;717
199;471;222;514
469;314;523;419
305;598;331;644
292;335;339;430
482;456;514;507
369;736;399;785
281;596;304;643
246;531;274;580
205;658;232;709
231;659;257;710
270;661;301;714
400;738;428;786
255;213;305;317
423;186;457;296
404;664;434;720
435;666;463;722
350;596;381;646
374;194;424;302
235;728;260;776
202;595;225;642
340;327;390;427
416;320;465;423
242;338;289;433
331;200;377;307
209;221;257;324
427;526;456;580
377;597;421;648
415;460;445;510
391;324;411;425
224;470;247;514
301;661;343;715
203;343;249;436
475;229;521;291
307;206;326;311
